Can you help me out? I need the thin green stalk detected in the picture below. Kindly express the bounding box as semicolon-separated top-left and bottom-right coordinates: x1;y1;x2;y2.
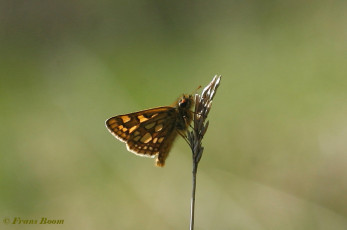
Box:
190;162;198;230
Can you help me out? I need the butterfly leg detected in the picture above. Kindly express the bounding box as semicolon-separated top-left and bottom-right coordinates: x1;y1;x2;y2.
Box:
176;130;190;146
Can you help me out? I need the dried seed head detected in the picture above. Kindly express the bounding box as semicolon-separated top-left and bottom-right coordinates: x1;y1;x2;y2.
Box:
187;75;221;164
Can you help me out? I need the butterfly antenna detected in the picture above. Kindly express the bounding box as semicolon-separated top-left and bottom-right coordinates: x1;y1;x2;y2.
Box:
191;85;201;95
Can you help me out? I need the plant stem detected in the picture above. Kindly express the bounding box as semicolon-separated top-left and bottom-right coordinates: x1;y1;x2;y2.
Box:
190;161;198;230
187;75;221;230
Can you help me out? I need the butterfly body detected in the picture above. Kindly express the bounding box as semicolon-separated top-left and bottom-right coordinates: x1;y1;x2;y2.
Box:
106;94;194;167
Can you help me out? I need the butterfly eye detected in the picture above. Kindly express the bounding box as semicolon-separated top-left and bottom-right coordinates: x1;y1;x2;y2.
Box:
179;98;187;108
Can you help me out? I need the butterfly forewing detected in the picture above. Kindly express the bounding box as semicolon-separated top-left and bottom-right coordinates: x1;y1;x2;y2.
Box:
106;107;178;163
106;94;194;167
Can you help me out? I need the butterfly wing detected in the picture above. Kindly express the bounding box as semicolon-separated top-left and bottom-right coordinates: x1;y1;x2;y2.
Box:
106;106;179;166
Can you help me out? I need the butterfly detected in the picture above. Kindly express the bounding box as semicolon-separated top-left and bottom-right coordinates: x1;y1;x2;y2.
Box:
105;94;194;167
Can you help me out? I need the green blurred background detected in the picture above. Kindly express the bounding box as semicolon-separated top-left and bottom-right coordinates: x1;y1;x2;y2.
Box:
1;0;346;229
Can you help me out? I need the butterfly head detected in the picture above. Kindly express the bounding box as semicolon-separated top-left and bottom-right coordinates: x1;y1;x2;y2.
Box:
178;94;194;109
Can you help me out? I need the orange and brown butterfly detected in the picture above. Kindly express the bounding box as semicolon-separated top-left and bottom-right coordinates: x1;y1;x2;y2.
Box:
105;94;194;167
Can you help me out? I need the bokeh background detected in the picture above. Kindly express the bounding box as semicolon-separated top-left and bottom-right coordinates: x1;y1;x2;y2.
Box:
1;0;347;229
